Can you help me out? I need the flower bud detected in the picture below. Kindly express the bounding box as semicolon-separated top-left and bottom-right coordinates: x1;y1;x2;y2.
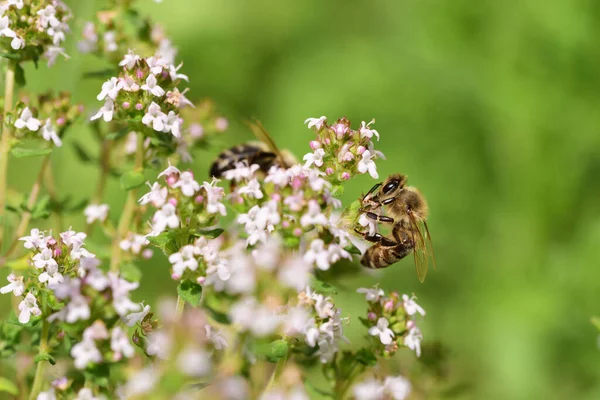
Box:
122;101;130;109
367;312;377;321
215;117;229;132
135;103;143;111
293;228;303;237
325;167;334;175
171;273;180;280
194;195;204;204
142;249;153;259
357;145;366;155
341;172;351;180
197;276;206;284
166;175;178;186
168;198;177;206
310;140;321;150
56;117;66;126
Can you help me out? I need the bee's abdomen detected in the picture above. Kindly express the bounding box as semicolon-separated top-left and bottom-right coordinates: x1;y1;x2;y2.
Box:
361;243;413;269
210;144;276;178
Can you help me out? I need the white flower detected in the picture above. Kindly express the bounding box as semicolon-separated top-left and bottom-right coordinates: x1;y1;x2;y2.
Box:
157;160;180;179
223;250;255;294
60;229;87;248
19;228;47;250
353;379;384;400
111;327;135;359
113;295;141;317
357;287;384;302
163;111;181;138
90;99;115;122
41;120;62;146
146;330;171;359
142;102;166;132
145;56;166;75
138;182;167;207
283;306;311;336
71;339;102;369
44;46;69;67
103;31;117;52
83;321;109;341
78;22;97;53
265;166;290;187
169;62;189;82
38;266;64;288
0;273;24;296
168;245;200;277
0;15;15;39
84;204;109;224
124;303;151;326
303;239;330;270
74;388;103;400
278;257;312;292
37;5;60;28
7;0;24;10
383;376;412;400
402;294;426;316
304;116;327;130
404;324;422;357
358;213;378;237
237;201;280;246
202;180;227;216
177;347;211;377
119;367;158;399
172;171;199;197
37;389;57;400
358;149;379;179
368;317;395;345
222;162;260;182
303;148;325;168
66;296;91;323
360;119;380;140
97;77;123;101
141;74;165;97
14;107;41;131
152;203;179;233
32;248;58;270
119;50;140;70
229;297;281;337
237;178;263;199
205;324;228;350
120;233;149;255
121;75;140;92
18;293;42;323
10;35;24;50
300;200;328;227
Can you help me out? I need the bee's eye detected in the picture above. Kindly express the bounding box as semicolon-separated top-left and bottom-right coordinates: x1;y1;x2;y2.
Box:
382;180;399;195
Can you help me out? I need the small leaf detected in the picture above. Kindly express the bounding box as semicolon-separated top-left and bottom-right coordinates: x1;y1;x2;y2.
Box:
120;170;146;191
193;228;224;239
254;339;288;363
310;277;337;295
356;348;377;366
15;63;25;87
34;352;56;365
31;195;51;220
177;280;203;307
0;53;21;60
10;147;52;158
344;244;362;255
121;262;142;283
0;377;18;395
72;142;94;163
205;306;231;324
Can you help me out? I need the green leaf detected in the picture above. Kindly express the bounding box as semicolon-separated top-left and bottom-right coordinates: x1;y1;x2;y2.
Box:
177;280;203;307
31;195;51;220
356;348;378;366
121;262;142;283
344;244;362;255
310;277;337;295
120;170;146;191
10;147;52;158
72;142;94;163
15;63;25;87
193;228;224;239
205;305;230;324
146;231;180;255
254;339;288;363
34;352;56;365
0;377;18;396
0;53;21;60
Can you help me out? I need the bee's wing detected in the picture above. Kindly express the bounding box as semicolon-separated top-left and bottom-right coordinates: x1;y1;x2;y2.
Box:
246;119;284;161
408;213;435;283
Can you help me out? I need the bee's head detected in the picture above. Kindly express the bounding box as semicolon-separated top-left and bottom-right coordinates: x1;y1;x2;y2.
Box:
381;174;408;196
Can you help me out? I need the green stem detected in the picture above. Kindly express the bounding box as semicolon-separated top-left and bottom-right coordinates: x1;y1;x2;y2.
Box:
0;60;17;250
28;312;50;400
175;295;185;318
264;343;289;393
109;133;143;273
3;155;51;259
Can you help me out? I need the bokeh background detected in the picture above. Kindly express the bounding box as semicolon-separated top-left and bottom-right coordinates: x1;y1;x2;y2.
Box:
2;0;600;399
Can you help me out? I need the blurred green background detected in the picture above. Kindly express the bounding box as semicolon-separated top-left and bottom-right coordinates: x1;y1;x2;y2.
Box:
2;0;600;399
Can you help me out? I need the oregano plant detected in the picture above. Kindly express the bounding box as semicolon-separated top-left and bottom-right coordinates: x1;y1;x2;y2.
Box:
0;1;440;399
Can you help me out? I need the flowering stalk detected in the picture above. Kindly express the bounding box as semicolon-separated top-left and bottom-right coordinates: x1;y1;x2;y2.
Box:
3;154;51;258
28;304;50;400
0;60;16;248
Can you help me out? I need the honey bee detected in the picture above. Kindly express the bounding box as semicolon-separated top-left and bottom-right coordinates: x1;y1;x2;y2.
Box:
355;173;435;282
210;120;297;178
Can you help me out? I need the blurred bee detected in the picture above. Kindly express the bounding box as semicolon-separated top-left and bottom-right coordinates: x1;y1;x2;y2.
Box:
210;120;297;178
355;173;435;282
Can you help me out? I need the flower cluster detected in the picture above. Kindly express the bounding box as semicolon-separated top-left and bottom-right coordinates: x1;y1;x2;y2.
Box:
0;0;72;66
353;375;412;400
303;116;384;184
11;91;83;147
358;286;426;357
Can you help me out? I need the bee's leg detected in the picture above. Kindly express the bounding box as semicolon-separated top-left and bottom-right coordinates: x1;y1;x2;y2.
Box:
354;229;398;247
363;211;394;224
